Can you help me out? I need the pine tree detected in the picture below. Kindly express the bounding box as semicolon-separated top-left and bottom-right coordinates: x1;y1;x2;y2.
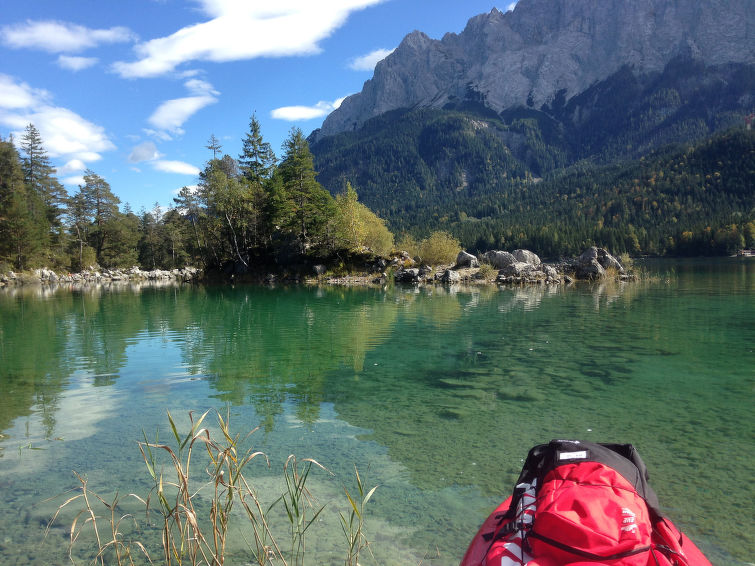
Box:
238;113;276;182
173;186;206;264
206;134;222;159
20;124;67;234
277;128;336;253
0;139;44;269
73;170;121;264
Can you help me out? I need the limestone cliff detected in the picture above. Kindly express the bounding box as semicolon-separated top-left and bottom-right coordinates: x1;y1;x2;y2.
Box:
315;0;754;140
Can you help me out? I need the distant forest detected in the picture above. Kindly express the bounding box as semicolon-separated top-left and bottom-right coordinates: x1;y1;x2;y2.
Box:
1;117;753;276
339;124;755;257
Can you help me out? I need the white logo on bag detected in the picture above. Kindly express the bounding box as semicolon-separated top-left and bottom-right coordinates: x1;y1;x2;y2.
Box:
620;508;638;533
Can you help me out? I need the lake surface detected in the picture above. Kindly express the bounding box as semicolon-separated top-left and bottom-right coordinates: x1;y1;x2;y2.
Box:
0;259;752;565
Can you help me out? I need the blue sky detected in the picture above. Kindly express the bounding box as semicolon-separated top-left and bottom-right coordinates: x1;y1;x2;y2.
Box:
0;0;516;212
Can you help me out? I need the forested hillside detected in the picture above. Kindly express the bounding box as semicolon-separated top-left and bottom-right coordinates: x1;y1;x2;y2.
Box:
314;120;754;257
446;128;755;257
310;57;754;257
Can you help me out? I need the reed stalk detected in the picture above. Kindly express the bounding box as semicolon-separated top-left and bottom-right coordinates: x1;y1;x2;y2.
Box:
48;409;378;566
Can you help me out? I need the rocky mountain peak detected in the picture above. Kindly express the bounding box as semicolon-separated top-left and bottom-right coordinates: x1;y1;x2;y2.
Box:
313;0;754;141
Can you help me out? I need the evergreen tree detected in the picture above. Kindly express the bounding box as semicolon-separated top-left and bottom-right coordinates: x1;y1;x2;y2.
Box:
20;123;68;233
237;114;275;247
206;134;222;159
20;124;68;266
200;158;253;267
277;128;336;253
238;113;276;182
73;170;121;264
102;205;140;267
0;139;45;269
173;186;205;265
67;188;95;270
137;205;164;269
162;207;190;268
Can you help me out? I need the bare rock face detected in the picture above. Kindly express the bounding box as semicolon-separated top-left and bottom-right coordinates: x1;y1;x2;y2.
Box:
316;0;754;139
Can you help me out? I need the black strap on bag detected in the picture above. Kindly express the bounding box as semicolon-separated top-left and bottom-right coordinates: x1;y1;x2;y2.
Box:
505;439;664;520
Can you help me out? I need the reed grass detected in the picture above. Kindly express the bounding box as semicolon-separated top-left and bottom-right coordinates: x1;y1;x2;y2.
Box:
339;465;377;566
48;409;378;566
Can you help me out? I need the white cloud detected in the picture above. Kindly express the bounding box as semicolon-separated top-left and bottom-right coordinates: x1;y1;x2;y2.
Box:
148;96;216;134
1;20;135;53
348;48;394;71
26;108;114;158
143;128;174;142
0;75;115;162
73;151;105;162
185;78;216;96
148;79;219;136
112;0;384;78
0;74;51;109
128;141;162;163
506;2;518;12
63;175;85;186
58;159;87;174
153;160;200;175
271;96;346;121
57;55;98;71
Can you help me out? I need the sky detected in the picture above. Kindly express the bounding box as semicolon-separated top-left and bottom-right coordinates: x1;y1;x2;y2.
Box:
0;0;517;212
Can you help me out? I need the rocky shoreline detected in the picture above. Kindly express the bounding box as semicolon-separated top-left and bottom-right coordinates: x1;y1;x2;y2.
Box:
0;266;201;287
318;246;635;287
0;247;632;289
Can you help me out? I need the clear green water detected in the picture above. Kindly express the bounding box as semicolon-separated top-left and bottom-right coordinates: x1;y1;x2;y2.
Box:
0;259;752;565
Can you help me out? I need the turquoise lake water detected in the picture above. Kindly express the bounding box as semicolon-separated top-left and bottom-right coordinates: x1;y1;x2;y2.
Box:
0;259;752;565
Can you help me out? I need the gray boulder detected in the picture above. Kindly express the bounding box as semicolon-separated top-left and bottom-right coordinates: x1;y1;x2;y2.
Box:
483;250;516;269
418;264;433;276
543;265;560;280
512;249;541;266
394;268;421;283
578;247;624;275
500;262;541;277
441;269;461;283
576;258;606;280
456;250;479;268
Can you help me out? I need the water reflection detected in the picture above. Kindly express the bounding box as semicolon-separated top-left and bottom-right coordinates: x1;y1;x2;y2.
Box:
0;278;188;299
0;278;686;439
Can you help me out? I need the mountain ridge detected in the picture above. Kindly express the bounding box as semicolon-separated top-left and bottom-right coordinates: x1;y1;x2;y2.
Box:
312;0;754;141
